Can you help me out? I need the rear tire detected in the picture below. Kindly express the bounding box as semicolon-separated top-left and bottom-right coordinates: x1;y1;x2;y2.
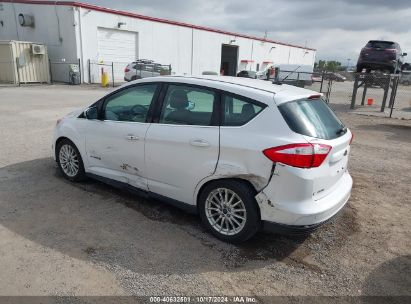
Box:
56;139;86;182
198;180;261;243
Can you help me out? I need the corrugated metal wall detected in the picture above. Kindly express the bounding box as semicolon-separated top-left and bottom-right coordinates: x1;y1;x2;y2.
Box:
0;41;50;84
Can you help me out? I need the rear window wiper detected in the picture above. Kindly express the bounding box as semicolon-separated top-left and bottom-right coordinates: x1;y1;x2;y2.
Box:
336;126;347;135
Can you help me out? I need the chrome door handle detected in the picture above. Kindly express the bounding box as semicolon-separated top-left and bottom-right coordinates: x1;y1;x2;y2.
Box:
189;138;210;147
126;135;139;141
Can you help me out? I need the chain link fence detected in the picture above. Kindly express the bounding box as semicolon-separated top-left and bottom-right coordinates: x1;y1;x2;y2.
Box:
88;59;117;86
49;59;82;84
87;60;172;87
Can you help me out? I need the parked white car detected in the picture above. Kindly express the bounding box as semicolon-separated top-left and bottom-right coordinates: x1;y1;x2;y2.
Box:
124;60;171;82
53;76;353;242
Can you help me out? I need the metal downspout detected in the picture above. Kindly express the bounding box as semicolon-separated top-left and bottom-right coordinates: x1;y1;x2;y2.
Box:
77;7;85;83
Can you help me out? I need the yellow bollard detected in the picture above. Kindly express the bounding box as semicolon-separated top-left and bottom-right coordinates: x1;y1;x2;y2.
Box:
101;71;109;87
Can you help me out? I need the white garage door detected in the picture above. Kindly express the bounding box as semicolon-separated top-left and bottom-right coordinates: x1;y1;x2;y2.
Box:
97;28;138;82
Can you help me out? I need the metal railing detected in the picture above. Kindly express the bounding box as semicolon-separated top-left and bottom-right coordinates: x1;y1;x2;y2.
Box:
262;69;334;102
350;72;402;118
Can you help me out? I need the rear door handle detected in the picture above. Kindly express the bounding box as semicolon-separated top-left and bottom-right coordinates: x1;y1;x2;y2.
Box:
189;138;210;147
126;134;139;141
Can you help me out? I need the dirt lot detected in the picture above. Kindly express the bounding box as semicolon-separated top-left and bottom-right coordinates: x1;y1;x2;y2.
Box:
0;84;410;297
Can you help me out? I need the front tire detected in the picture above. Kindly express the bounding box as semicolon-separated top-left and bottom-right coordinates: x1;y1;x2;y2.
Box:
198;180;261;243
56;139;86;182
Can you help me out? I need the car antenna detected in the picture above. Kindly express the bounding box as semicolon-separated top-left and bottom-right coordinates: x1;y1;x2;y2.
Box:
281;65;301;82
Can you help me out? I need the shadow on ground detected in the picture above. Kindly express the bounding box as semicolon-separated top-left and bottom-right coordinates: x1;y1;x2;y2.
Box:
0;158;356;275
362;255;411;297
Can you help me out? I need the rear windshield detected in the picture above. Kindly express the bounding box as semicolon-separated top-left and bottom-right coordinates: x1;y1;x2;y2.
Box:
366;41;395;49
278;98;345;140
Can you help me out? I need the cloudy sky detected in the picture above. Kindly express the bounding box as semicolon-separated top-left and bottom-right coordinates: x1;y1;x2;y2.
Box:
83;0;411;65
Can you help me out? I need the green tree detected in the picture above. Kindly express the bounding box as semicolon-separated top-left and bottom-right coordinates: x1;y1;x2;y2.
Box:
325;61;342;72
315;60;342;72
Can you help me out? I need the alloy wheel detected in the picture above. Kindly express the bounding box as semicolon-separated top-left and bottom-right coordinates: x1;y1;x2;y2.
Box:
205;188;247;236
59;144;80;177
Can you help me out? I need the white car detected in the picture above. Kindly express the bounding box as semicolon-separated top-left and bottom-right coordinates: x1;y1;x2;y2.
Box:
53;76;353;242
124;60;171;82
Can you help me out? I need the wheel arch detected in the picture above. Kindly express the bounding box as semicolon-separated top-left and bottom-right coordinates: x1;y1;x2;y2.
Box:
195;177;261;218
55;136;86;167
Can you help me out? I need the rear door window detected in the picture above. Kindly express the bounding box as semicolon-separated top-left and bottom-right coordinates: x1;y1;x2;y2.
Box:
221;94;265;126
278;98;345;140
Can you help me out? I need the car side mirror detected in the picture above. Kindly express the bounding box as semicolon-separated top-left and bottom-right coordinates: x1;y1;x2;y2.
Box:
403;53;407;57
84;106;98;120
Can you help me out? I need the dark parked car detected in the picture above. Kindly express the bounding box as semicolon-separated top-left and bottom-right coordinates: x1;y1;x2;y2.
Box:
324;72;346;82
356;40;407;74
237;70;257;78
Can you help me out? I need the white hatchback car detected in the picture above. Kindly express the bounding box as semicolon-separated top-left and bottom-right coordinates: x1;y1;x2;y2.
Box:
53;76;353;242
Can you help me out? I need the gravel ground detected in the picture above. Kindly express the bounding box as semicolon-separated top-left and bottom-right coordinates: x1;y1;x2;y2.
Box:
0;84;409;297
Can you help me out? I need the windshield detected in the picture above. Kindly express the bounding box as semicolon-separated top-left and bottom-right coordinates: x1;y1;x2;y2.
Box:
278;98;345;140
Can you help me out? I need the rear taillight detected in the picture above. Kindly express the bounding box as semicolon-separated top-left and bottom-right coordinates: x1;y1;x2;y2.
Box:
125;67;130;72
263;143;332;168
361;47;369;53
308;94;321;99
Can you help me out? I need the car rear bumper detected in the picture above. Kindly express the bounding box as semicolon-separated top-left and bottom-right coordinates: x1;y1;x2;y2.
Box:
261;216;333;235
255;171;352;227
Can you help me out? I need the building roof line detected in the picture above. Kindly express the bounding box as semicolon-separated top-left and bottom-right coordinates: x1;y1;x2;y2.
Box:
2;0;316;51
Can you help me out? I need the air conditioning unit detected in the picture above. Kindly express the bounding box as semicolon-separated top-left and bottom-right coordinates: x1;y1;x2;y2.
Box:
32;44;45;55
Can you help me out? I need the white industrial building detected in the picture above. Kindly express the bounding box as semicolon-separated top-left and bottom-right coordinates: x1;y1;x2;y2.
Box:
0;0;316;83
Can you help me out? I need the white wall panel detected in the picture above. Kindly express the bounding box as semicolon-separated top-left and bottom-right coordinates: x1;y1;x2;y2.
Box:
0;2;317;83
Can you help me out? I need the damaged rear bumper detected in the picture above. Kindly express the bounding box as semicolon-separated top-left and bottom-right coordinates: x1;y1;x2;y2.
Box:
255;171;352;231
261;214;335;235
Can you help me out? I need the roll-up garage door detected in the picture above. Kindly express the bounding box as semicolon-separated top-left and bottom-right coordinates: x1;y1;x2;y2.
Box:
97;28;138;82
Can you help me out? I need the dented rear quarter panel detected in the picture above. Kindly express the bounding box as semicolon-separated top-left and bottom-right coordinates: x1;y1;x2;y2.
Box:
201;94;308;197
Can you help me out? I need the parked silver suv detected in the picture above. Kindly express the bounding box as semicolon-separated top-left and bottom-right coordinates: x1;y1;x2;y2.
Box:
124;59;171;81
